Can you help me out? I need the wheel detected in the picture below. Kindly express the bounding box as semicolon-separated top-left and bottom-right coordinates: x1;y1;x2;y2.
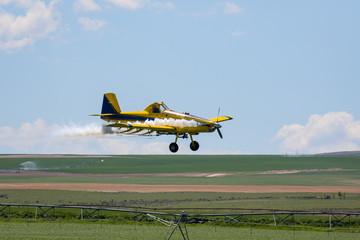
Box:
190;141;199;151
169;142;179;153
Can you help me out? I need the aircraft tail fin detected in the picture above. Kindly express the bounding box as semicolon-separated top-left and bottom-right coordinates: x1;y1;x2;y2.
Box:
101;93;121;114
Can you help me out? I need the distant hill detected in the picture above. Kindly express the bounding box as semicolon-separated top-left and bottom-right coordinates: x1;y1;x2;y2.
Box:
316;151;360;156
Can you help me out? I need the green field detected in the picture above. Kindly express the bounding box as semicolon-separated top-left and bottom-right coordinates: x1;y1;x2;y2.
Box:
0;170;359;186
0;155;360;186
0;154;359;237
1;190;360;212
0;220;359;240
0;155;359;211
1;155;360;173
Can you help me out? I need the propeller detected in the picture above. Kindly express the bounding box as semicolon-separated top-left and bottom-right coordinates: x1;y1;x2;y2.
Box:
216;107;223;139
217;128;223;139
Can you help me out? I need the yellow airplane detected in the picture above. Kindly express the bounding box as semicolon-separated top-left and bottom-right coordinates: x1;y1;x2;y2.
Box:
92;93;233;153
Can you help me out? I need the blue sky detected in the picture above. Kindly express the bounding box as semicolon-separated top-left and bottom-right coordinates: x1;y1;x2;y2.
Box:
1;0;360;154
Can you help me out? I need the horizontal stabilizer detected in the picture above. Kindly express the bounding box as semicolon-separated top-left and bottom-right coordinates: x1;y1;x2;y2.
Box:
89;113;116;116
209;115;233;123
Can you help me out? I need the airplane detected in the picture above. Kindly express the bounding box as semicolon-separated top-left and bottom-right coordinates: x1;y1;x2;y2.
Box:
91;93;233;153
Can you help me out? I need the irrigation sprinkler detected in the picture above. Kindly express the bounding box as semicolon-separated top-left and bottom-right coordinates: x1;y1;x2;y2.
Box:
0;204;359;239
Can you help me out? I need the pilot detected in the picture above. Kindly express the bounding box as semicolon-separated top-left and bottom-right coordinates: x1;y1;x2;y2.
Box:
152;105;160;113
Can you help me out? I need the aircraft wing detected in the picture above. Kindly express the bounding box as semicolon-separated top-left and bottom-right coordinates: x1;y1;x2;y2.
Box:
208;115;233;123
106;123;176;132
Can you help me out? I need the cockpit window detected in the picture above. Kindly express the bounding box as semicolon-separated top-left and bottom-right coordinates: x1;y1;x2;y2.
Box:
160;103;169;111
152;105;160;113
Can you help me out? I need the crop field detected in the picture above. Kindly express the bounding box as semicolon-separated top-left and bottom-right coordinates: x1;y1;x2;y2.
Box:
0;154;359;238
0;154;359;210
0;155;359;187
1;154;360;174
1;190;360;212
1;220;359;240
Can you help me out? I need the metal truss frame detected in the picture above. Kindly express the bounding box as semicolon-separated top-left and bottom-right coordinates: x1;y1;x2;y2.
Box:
0;204;359;240
0;205;10;218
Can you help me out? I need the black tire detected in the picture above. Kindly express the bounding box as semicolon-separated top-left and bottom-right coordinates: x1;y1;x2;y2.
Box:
190;141;199;151
169;142;179;153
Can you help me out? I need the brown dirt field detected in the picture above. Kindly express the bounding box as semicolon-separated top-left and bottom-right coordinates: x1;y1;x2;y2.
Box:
0;183;359;193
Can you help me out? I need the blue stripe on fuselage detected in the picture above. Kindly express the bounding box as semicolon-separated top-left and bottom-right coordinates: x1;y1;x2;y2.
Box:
101;114;154;122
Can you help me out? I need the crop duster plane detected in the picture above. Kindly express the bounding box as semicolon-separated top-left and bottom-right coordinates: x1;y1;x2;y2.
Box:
92;93;233;153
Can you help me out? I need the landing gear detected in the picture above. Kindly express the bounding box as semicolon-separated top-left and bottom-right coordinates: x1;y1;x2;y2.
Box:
168;133;200;153
190;141;199;151
169;133;180;153
169;142;179;153
189;134;199;151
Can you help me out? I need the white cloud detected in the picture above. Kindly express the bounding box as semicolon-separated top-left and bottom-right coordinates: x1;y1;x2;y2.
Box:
141;141;169;153
0;0;60;52
104;0;149;10
74;0;101;12
78;17;106;31
105;0;174;11
274;112;360;154
187;2;243;17
222;2;244;14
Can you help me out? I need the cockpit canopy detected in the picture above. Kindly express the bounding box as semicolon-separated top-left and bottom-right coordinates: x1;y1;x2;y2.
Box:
144;102;169;114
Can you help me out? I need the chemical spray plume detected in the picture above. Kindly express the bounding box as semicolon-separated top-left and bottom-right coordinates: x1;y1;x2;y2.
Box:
53;123;112;137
